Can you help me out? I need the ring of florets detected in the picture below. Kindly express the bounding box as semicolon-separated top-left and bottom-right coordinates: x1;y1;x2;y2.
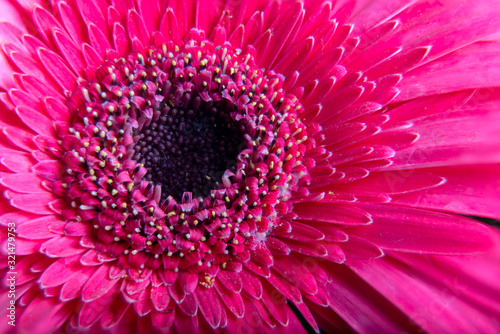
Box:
55;29;314;278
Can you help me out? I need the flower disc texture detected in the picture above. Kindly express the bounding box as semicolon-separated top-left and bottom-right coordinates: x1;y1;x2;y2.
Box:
1;0;500;333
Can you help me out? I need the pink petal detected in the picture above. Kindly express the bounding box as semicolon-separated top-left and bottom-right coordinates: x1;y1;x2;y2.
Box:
350;204;492;254
52;28;85;77
14;237;42;255
216;269;243;293
0;211;36;227
266;272;302;303
0;153;34;173
37;47;77;92
151;285;170;312
324;266;414;333
39;254;81;288
82;264;120;302
293;202;372;225
322;242;347;264
60;267;96;301
159;8;179;42
0;172;45;193
112;22;130;55
127;9;150;46
125;278;150;296
31;159;63;182
88;23;112;59
15;105;53;136
341;235;384;260
6;190;55;215
214;281;245;318
396;41;500;102
80;249;103;266
78;292;116;327
391;164;500;218
16;215;60;239
76;0;109;38
2;125;37;152
261;283;290;326
240;270;263;300
285;238;328;257
168;279;185;304
179;272;198;294
133;290;153;316
348;170;445;195
177;292;197;317
151;310;175;328
273;255;317;295
273;37;314;77
40;236;86;257
138;0;161;34
101;295;130;328
195;287;222;329
348;256;500;333
276;221;325;241
19;295;69;333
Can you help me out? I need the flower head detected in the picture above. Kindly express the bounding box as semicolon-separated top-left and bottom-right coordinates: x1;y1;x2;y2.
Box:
1;0;500;333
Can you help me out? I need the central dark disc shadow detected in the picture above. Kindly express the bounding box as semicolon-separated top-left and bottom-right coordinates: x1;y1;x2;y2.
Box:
132;101;245;201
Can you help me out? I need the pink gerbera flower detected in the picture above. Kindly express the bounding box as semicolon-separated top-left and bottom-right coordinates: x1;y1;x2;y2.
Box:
1;0;500;333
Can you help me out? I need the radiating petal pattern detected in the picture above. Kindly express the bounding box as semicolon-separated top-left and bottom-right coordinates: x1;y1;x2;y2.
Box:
0;0;500;333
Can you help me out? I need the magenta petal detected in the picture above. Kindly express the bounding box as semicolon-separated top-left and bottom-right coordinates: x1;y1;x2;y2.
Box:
179;272;198;294
1;126;38;152
101;295;130;328
125;278;150;296
133;290;153;316
194;287;222;329
341;235;384;260
216;270;243;293
168;279;186;304
19;296;69;333
322;242;347;264
16;215;60;239
31;160;63;181
15;105;54;136
81;264;120;302
76;0;109;38
127;9;150;46
392;164;500;218
177;292;197;317
0;153;34;173
78;292;116;327
261;284;290;326
215;281;245;318
293;202;372;225
240;270;263;300
266;272;302;303
0;172;45;193
151;310;175;328
40;236;86;257
348;255;499;333
39;254;81;288
80;249;103;266
350;204;493;254
60;267;95;301
151;285;170;312
37;47;77;92
273;255;318;295
7;190;56;215
324;266;412;333
88;23;112;59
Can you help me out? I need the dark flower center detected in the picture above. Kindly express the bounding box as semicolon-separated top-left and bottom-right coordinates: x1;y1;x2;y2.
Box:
57;29;314;278
132;102;244;201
